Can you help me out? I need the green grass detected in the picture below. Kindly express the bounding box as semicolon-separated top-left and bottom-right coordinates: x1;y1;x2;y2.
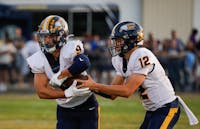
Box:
0;93;200;129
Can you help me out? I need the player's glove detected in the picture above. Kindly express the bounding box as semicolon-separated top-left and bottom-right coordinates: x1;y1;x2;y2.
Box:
64;80;91;98
49;71;67;87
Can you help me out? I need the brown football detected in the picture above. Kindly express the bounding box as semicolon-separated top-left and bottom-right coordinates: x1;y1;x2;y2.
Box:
60;74;88;90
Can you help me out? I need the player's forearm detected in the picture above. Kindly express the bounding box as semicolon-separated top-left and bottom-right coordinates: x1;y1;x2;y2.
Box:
36;86;65;99
93;83;132;98
109;76;125;99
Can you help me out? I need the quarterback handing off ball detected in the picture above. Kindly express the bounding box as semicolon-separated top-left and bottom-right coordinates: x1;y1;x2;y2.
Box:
60;74;88;90
60;74;112;99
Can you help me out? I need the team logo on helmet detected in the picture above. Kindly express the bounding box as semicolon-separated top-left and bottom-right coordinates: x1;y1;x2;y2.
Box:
119;23;135;33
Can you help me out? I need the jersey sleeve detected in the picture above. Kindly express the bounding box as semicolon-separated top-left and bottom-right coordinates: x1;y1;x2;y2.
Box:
26;51;45;73
129;48;155;75
61;40;84;61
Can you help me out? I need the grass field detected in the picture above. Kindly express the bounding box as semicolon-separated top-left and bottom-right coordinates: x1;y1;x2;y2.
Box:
0;93;200;129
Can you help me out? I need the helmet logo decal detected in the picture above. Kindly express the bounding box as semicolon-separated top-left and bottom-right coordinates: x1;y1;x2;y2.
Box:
127;23;135;30
49;19;55;33
119;23;135;33
119;25;127;32
49;17;60;34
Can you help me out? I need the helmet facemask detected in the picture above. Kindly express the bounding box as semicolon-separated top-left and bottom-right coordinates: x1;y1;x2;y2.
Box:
109;37;138;57
109;37;125;57
38;33;62;53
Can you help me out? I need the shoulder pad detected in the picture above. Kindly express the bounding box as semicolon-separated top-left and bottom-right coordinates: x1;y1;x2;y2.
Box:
26;51;45;73
61;40;84;59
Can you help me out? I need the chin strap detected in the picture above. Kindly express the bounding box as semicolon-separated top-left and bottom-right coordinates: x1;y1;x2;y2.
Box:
122;57;127;73
119;39;137;57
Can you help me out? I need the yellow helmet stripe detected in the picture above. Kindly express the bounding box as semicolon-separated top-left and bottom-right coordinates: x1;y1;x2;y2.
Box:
45;16;54;31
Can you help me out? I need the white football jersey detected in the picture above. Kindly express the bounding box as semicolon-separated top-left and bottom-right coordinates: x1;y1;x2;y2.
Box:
27;40;92;108
112;47;176;111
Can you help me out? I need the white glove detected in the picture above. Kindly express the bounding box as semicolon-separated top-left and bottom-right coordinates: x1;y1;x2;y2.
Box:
49;71;67;87
64;80;91;98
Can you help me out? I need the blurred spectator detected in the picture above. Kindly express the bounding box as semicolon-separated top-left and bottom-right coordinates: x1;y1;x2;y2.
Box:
82;32;92;53
0;32;17;92
159;39;170;57
184;41;196;91
90;34;99;51
157;39;170;71
189;28;198;46
21;31;40;58
13;27;27;88
14;27;25;50
166;30;185;90
20;31;40;83
168;39;179;56
194;40;200;92
99;38;114;84
145;32;160;55
83;33;112;83
86;34;101;82
168;30;185;55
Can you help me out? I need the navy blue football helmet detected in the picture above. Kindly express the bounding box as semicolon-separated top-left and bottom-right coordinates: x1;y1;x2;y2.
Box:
109;21;144;57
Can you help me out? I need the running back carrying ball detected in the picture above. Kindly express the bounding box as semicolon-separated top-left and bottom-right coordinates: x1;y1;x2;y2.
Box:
61;74;112;99
60;74;88;90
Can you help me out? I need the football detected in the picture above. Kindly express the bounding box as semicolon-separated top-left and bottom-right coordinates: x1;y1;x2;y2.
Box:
60;74;88;90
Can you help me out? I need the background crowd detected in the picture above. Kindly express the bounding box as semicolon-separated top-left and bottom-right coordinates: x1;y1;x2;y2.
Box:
0;27;200;93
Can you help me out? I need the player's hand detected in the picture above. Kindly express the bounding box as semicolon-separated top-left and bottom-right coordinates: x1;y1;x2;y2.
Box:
64;80;91;98
49;71;67;87
76;75;96;90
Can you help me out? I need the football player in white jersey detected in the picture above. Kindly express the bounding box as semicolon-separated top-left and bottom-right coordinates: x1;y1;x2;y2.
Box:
77;21;199;128
27;15;100;129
